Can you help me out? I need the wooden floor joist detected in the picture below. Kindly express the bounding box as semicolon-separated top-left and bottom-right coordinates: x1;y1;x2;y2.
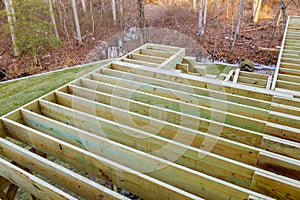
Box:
272;16;300;96
1;42;300;199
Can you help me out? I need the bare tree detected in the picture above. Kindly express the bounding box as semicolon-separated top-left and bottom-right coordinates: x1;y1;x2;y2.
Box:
198;0;204;35
138;0;145;29
280;0;287;26
112;0;117;26
81;0;86;12
119;0;123;16
252;0;262;22
193;0;197;13
72;0;83;45
4;0;18;56
231;0;243;51
90;0;95;33
203;0;208;31
48;0;59;38
99;0;104;21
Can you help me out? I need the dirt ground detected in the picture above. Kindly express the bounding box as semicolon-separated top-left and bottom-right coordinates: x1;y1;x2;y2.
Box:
0;1;299;81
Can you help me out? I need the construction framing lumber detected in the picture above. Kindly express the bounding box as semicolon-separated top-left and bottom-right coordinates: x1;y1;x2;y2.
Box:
1;42;300;199
0;157;76;200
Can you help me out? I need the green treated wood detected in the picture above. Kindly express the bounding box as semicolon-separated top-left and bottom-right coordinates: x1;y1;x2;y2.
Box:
139;49;172;58
67;84;264;148
128;53;165;64
278;74;300;83
39;98;260;165
90;73;269;121
100;68;271;109
21;108;258;189
19;110;270;199
0;157;76;200
79;77;267;132
110;61;278;101
2;118;201;200
120;58;158;68
0;136;126;200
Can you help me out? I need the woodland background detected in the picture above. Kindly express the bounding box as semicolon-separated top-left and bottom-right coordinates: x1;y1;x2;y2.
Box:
0;0;300;81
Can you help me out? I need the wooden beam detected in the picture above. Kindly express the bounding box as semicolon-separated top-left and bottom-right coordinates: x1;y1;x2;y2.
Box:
278;73;300;84
239;71;269;80
6;184;18;200
236;76;267;87
0;134;127;200
128;53;165;64
279;67;300;76
90;73;269;121
110;61;283;101
146;43;180;53
100;68;271;109
276;79;300;92
257;152;300;181
280;62;300;70
67;84;264;148
157;48;185;70
0;157;76;200
39;97;260;165
233;68;240;83
0;177;11;191
266;76;272;90
78;77;267;132
261;135;300;160
224;70;235;82
18;110;273;199
120;58;158;68
139;49;172;58
2;118;202;200
271;16;290;90
62;83;300;161
21;108;256;189
0;192;8;200
250;171;300;200
21;103;299;198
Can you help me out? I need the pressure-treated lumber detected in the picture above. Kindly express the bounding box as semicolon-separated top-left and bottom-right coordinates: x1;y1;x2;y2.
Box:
20;107;300;199
272;16;300;94
39;93;300;180
0;135;126;200
3;118;201;200
0;157;76;200
1;42;300;199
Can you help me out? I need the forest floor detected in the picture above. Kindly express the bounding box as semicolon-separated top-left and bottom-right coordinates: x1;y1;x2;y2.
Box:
0;1;300;82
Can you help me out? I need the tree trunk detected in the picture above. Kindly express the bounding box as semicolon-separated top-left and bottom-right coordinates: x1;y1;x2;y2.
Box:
59;0;69;38
203;0;208;32
198;0;204;35
72;0;83;45
4;0;18;56
119;0;123;16
138;0;145;29
253;0;262;23
280;0;287;26
99;0;104;21
48;0;59;38
193;0;197;13
111;0;117;26
81;0;86;12
230;0;243;51
90;0;95;33
213;0;219;61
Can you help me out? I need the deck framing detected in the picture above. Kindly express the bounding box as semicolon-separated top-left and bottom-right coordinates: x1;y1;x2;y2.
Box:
0;42;299;199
